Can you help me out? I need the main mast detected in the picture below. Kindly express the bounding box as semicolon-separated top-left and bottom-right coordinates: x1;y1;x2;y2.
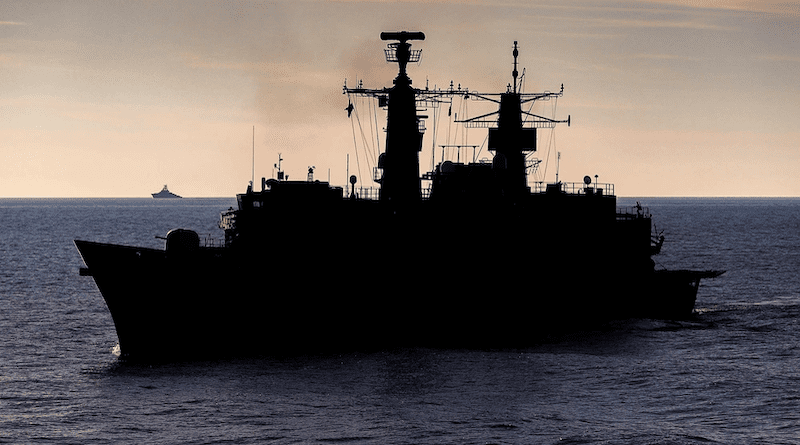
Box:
458;41;570;201
490;41;535;200
378;31;425;205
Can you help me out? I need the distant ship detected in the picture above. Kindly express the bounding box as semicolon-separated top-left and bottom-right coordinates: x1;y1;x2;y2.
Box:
151;185;181;199
76;32;723;360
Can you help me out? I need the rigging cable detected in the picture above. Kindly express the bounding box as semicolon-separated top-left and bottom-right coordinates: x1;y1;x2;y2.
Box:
445;96;453;164
358;97;373;172
364;95;375;171
430;98;440;172
373;96;381;165
368;96;379;170
521;91;537;182
360;97;382;181
358;99;373;177
449;95;467;161
429;99;436;172
541;96;558;182
460;96;468;159
347;94;365;187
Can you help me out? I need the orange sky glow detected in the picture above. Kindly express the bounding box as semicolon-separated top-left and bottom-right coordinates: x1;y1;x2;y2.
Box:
1;0;798;197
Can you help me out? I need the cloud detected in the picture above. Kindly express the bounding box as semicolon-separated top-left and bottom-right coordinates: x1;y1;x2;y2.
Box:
631;53;702;61
181;52;255;72
0;21;26;25
757;54;800;63
655;0;800;15
545;14;737;32
180;50;338;88
0;54;24;68
317;0;797;15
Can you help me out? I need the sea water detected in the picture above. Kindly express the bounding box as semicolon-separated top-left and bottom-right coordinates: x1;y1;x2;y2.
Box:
1;197;798;444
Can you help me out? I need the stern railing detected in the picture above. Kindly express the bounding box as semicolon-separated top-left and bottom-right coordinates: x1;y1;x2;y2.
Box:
616;205;650;220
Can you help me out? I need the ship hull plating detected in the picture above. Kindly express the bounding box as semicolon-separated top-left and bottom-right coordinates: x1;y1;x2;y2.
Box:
75;235;716;360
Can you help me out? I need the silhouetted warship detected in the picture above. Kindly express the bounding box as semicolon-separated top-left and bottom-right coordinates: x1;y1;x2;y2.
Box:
76;32;722;360
151;185;181;199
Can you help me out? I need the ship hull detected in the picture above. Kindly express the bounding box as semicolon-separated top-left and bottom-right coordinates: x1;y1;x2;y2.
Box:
151;192;181;199
75;239;719;360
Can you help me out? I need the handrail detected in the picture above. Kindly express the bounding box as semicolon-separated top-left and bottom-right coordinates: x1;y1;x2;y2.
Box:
616;205;651;220
531;182;615;196
338;182;618;200
341;186;381;200
201;234;225;248
338;186;432;200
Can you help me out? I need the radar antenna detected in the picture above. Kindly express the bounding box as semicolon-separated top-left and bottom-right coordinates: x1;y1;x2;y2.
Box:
380;31;425;78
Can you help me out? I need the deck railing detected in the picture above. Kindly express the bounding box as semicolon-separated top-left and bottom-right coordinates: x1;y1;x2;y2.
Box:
616;205;651;220
201;234;226;248
531;182;615;196
337;182;617;201
339;186;433;200
342;187;381;200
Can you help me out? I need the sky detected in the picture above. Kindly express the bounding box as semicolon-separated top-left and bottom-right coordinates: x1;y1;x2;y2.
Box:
1;0;798;197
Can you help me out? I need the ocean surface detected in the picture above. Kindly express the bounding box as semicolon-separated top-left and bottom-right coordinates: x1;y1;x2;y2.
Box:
1;197;798;444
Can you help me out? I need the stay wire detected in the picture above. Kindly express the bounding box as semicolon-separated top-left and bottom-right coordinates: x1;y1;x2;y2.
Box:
347;94;364;186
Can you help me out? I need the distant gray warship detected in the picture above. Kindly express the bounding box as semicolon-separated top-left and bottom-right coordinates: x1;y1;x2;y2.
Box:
151;185;181;199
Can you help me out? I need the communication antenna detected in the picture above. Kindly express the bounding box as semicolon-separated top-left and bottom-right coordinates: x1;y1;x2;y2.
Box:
252;126;255;188
512;41;519;94
556;151;561;183
275;153;284;181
